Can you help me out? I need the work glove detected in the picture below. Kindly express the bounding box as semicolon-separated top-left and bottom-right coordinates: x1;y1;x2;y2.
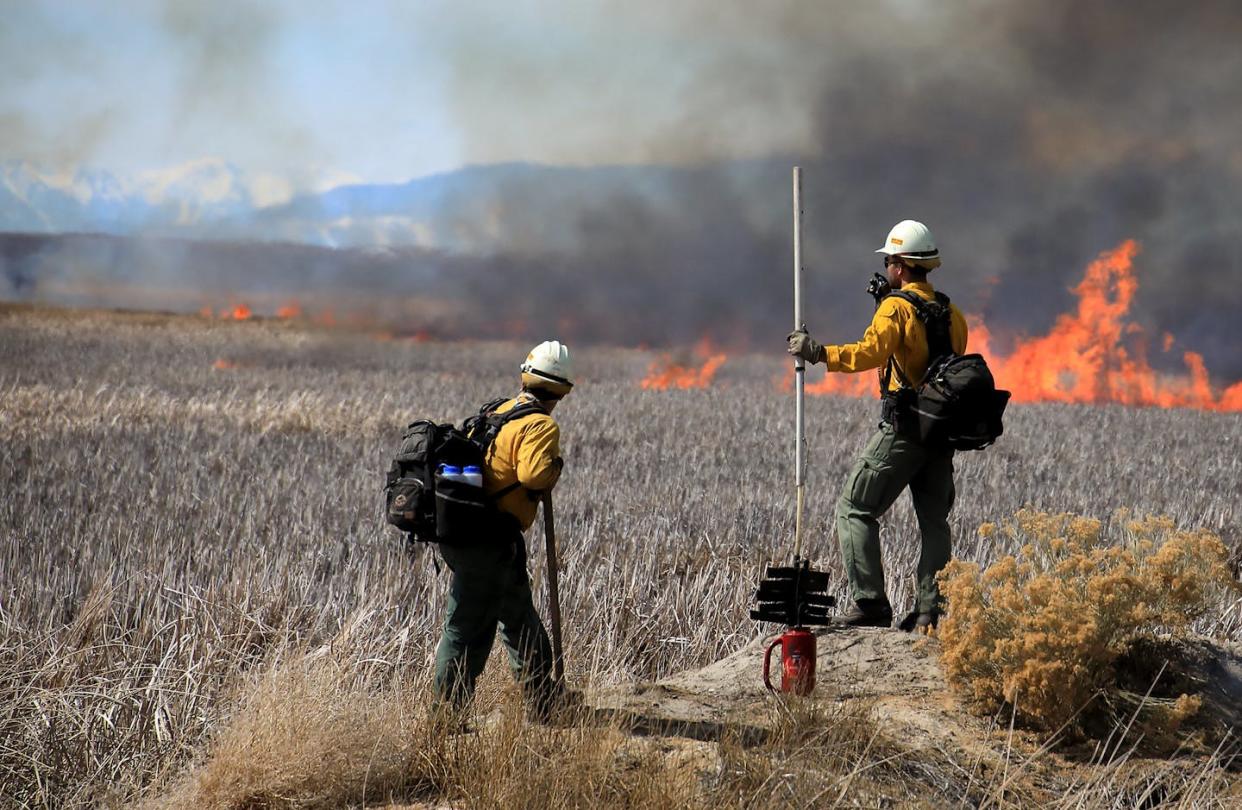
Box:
787;330;825;364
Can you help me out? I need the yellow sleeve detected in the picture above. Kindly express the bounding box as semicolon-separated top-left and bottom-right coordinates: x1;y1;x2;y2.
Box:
823;299;905;372
515;418;561;490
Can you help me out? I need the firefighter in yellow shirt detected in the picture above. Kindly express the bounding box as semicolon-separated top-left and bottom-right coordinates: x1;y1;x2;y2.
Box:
788;221;967;634
434;341;573;719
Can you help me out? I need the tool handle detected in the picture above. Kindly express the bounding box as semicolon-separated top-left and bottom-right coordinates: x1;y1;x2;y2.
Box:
762;637;781;693
542;492;565;682
792;166;806;560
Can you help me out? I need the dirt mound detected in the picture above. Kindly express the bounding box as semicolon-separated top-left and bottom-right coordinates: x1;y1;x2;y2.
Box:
381;630;1242;809
587;629;991;761
585;628;1242;769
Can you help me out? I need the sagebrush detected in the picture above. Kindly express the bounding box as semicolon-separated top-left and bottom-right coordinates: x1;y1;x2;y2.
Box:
938;509;1238;739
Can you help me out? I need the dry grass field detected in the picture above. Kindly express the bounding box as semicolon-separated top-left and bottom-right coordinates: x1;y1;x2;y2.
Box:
2;303;1240;808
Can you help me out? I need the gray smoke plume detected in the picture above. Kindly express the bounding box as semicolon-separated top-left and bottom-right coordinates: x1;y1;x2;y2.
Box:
4;0;1242;382
433;0;1242;378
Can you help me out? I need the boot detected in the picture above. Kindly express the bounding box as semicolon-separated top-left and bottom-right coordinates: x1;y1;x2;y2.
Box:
527;686;586;726
897;609;939;635
831;599;893;628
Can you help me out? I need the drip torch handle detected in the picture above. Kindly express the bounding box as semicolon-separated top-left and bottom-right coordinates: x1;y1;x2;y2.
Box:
792;166;807;561
763;637;781;693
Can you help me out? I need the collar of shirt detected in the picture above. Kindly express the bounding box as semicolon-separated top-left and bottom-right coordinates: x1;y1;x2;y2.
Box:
898;280;936;297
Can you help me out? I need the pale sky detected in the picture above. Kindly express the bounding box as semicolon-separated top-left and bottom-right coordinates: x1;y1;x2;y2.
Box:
1;0;891;186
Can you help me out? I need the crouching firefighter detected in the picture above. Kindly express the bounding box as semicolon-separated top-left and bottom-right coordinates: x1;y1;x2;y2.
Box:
787;220;968;634
433;340;576;720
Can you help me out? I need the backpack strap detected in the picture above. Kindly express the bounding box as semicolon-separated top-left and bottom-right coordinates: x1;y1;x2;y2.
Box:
466;397;551;502
491;480;524;501
477;396;510;415
480;399;548;436
879;290;954;392
464;397;548;437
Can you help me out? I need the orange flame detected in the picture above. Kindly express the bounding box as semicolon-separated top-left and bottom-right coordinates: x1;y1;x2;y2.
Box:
641;337;727;390
990;240;1238;410
275;301;302;319
212;358;237;370
781;365;878;398
797;240;1241;412
806;371;877;397
223;304;252;321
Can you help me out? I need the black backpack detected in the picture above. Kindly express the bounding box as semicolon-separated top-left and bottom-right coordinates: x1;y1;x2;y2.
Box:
882;290;1011;451
384;397;545;544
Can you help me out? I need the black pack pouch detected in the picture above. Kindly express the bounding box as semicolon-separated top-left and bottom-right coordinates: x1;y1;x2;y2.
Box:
384;420;442;541
434;475;495;544
385;472;426;532
916;354;1009;450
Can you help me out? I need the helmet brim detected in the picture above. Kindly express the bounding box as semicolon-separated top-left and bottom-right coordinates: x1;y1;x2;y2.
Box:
875;246;940;260
521;370;573;398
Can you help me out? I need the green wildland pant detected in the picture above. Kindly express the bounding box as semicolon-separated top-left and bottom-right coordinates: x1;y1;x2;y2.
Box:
836;422;955;613
433;529;557;711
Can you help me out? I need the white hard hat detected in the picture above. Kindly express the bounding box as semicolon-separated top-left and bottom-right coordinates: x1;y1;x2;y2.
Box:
521;340;574;398
875;220;940;262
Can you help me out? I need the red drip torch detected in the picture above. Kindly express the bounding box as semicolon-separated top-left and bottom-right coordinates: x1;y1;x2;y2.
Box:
763;626;816;695
749;168;835;695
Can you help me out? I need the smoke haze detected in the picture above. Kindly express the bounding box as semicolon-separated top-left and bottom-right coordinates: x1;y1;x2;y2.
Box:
2;1;1241;379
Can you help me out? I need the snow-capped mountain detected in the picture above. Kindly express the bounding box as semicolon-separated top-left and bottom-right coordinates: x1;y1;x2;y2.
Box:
0;158;706;252
1;158;277;237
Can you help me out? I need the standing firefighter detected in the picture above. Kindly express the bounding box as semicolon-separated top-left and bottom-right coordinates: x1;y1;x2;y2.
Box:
787;220;968;633
434;340;574;719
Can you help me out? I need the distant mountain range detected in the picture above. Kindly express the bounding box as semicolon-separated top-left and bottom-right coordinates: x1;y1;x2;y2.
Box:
0;158;743;253
1;159;257;236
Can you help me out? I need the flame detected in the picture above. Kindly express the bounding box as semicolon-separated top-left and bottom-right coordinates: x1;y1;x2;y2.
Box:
212;358;237;370
223;304;252;321
1221;381;1242;411
275;301;302;319
641;337;727;390
375;328;434;343
806;371;877;397
989;240;1238;410
781;365;878;398
796;240;1241;412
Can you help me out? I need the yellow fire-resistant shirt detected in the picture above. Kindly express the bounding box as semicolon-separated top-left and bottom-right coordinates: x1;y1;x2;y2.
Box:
823;281;969;392
484;394;562;530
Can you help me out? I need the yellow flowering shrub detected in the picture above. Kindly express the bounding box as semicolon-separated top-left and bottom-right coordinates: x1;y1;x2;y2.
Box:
937;509;1237;737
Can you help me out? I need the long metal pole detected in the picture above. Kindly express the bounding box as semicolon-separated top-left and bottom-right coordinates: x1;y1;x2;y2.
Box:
541;493;565;682
792;167;806;561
